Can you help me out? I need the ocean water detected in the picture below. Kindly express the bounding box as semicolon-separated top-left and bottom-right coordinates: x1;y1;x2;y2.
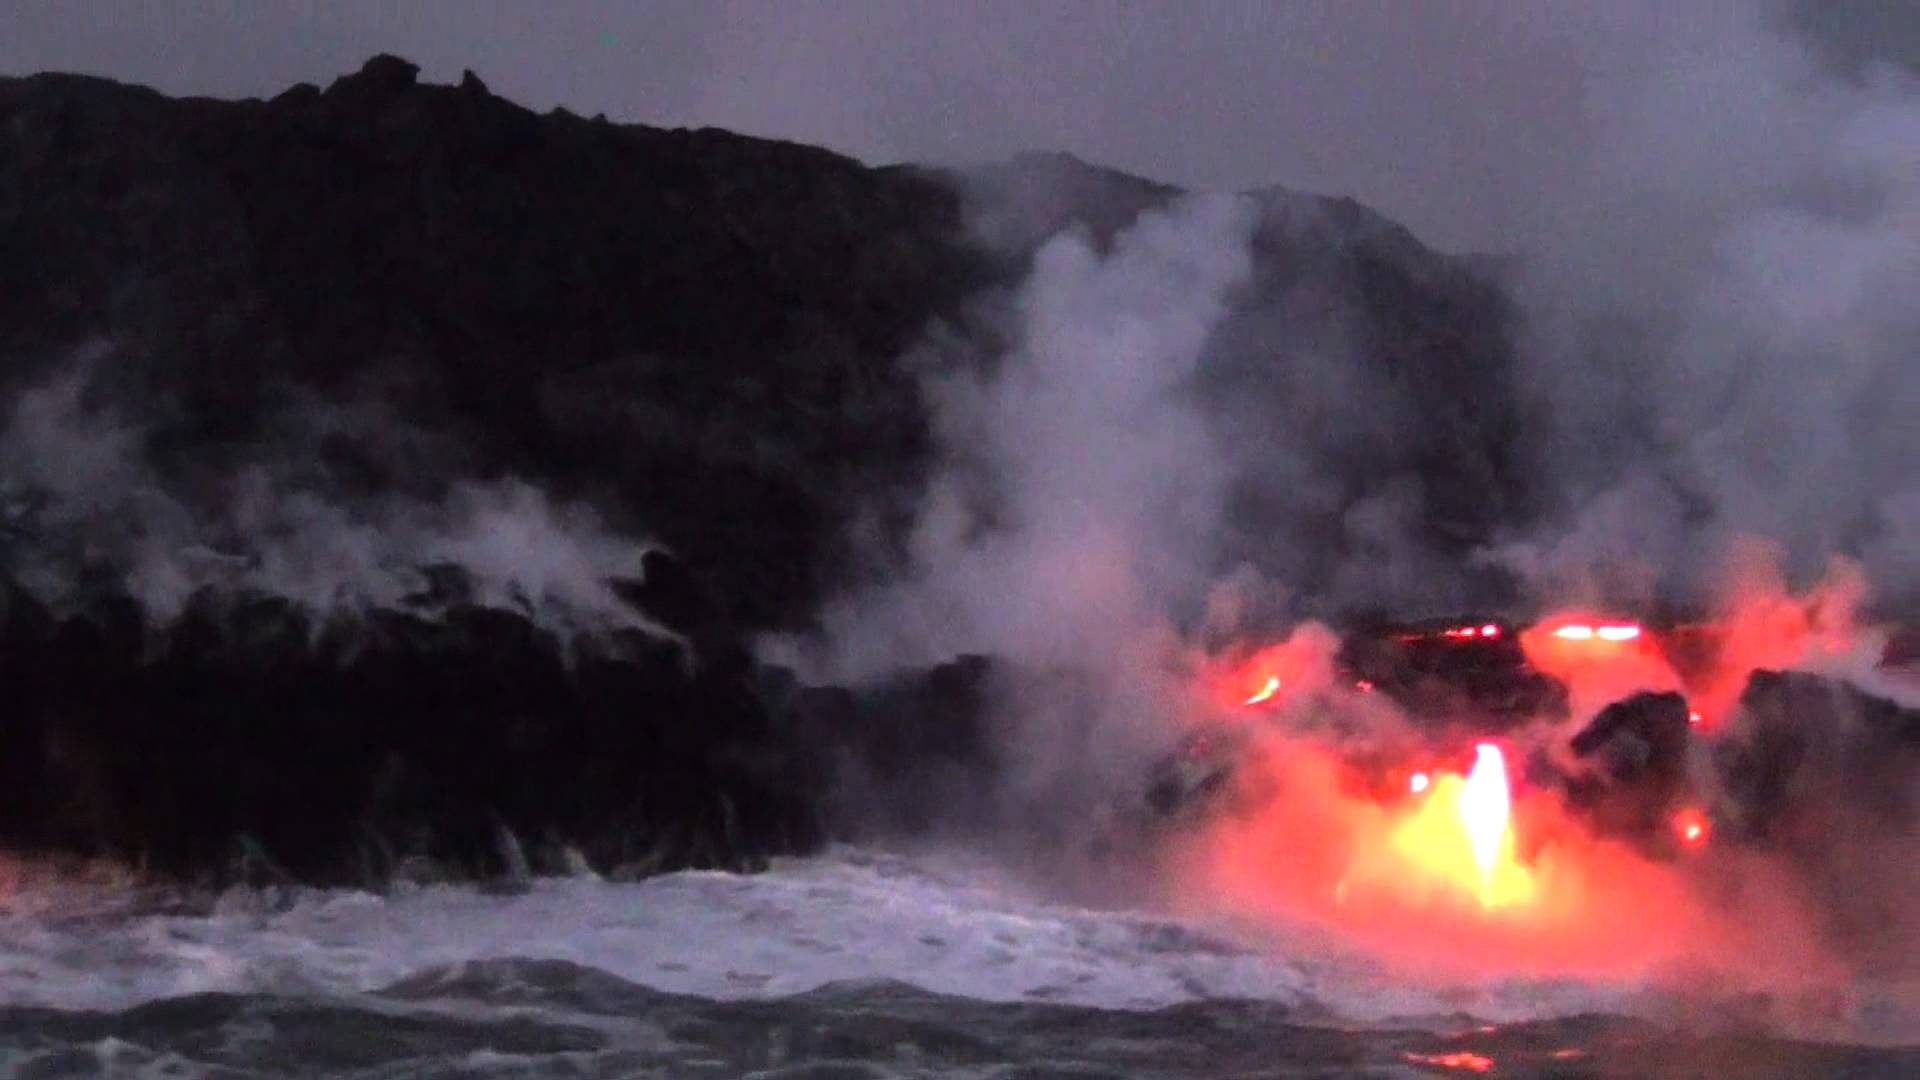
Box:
1;847;1913;1077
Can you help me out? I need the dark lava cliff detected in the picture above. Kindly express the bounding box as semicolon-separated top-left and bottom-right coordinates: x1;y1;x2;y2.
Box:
0;55;1532;633
0;56;1534;882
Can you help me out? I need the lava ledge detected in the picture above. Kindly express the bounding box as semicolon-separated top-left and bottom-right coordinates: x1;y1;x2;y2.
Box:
0;553;823;886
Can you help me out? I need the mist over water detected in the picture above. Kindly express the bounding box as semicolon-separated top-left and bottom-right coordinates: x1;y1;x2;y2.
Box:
753;2;1918;1044
0;2;1913;1068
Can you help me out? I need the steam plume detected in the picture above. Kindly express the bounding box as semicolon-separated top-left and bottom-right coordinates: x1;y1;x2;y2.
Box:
1493;3;1919;613
0;351;674;641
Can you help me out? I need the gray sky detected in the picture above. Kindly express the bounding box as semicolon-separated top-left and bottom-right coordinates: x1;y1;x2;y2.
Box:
2;1;1912;251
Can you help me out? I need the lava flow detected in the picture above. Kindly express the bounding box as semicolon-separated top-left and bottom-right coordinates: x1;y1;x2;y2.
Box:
1187;624;1711;971
1386;743;1535;910
1243;675;1281;706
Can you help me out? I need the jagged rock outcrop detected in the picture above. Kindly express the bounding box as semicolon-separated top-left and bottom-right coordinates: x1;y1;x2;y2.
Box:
766;653;1005;841
1717;669;1919;843
0;56;1543;883
0;56;995;632
0;552;821;885
1564;690;1695;844
0;56;1534;634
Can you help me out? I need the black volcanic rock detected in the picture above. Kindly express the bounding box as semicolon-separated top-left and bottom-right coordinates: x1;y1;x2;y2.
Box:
1564;690;1694;844
768;653;1004;841
0;58;1548;882
0;59;1534;632
1716;669;1919;843
0;557;821;886
1712;670;1920;968
0;60;993;631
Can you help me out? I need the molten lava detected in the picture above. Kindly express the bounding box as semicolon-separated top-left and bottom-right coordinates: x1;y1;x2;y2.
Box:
1459;745;1512;880
1203;624;1342;712
1674;807;1710;847
1243;675;1281;706
1185;548;1895;984
1381;743;1536;910
1521;552;1873;732
1413;737;1543;907
1404;1051;1495;1073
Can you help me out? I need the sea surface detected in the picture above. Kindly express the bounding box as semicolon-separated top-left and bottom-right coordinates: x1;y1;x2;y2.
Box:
0;848;1911;1078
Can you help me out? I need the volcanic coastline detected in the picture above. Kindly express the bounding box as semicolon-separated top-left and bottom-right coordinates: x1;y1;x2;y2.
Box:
0;56;1911;893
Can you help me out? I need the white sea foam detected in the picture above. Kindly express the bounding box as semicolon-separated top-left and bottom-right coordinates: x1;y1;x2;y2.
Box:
0;847;1908;1043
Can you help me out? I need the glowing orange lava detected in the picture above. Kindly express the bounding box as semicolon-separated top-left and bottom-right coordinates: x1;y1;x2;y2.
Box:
1403;1050;1495;1072
1522;615;1683;723
1391;744;1535;909
1338;743;1536;911
1674;806;1710;847
1243;675;1281;706
1182;548;1888;984
1202;624;1342;712
1459;745;1512;880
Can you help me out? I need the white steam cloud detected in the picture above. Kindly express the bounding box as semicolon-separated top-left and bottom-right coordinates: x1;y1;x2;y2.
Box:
758;8;1917;1006
1494;4;1920;611
0;357;676;641
780;193;1257;683
779;5;1916;692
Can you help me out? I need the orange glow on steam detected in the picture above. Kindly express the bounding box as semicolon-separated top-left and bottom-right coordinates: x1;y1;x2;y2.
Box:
1243;675;1281;706
1404;1050;1495;1072
1675;807;1710;847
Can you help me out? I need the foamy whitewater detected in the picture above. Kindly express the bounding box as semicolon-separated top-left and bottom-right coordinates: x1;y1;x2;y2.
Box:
0;8;1913;1076
2;846;1914;1076
0;847;1613;1019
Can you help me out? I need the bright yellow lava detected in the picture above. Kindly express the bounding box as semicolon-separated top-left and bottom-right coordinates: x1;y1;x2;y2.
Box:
1460;744;1511;877
1242;675;1281;706
1388;743;1536;909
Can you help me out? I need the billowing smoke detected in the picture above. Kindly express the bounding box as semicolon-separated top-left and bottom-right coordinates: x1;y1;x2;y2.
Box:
759;194;1266;860
776;193;1256;683
768;1;1916;1035
0;349;677;643
1490;2;1919;614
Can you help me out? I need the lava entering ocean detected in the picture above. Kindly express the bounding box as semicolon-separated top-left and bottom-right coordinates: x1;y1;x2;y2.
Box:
1165;553;1914;1005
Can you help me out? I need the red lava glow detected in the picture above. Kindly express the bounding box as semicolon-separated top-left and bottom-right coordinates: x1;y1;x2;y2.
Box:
1550;621;1643;642
1675;807;1710;847
1403;1050;1495;1072
1521;616;1683;723
1173;541;1894;992
1686;542;1869;724
1361;742;1534;912
1202;626;1340;712
1459;747;1515;888
1522;543;1876;730
1179;735;1834;978
1243;675;1281;706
